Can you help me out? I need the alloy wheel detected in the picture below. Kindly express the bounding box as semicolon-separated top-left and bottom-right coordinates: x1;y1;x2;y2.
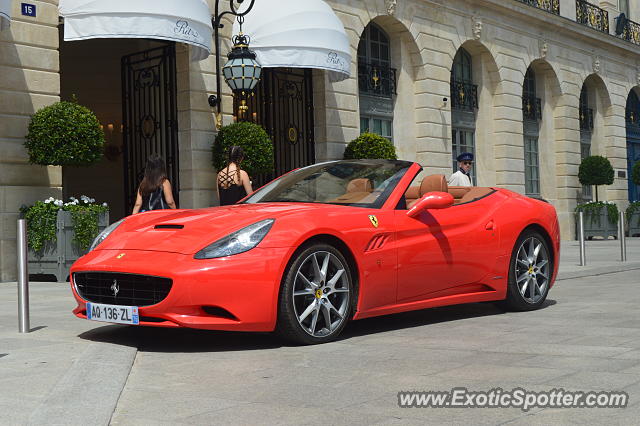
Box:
514;236;550;304
292;251;350;337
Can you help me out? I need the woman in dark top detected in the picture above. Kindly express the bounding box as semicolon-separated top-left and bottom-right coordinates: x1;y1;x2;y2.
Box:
132;154;177;214
217;146;253;206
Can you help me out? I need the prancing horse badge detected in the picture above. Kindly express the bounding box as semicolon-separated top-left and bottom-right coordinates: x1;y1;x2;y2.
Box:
368;215;379;228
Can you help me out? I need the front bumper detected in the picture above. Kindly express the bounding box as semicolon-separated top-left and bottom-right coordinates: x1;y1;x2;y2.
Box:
70;247;292;332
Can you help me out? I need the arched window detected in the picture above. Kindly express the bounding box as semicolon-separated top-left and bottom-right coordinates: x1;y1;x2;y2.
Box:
580;85;594;200
450;48;478;184
523;67;541;197
358;23;395;141
626;90;640;201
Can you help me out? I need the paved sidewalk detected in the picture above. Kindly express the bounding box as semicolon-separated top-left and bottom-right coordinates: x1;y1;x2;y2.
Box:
0;238;638;425
557;238;640;280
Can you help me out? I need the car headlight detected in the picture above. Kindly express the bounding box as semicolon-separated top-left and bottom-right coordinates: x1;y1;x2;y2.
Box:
88;219;125;252
194;219;275;259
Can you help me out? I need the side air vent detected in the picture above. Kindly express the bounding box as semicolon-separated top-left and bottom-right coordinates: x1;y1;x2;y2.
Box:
154;224;184;229
365;234;390;252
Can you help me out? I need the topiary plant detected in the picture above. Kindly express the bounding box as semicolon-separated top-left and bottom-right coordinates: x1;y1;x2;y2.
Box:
632;160;640;187
343;132;397;160
578;155;614;202
25;100;105;166
212;122;274;177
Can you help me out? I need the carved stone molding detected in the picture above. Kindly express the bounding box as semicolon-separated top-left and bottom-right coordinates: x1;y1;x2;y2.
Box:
538;39;548;59
593;55;601;74
472;16;482;40
386;0;397;15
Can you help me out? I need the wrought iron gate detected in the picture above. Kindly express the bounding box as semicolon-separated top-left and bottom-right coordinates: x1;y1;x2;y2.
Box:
235;68;314;181
122;44;179;210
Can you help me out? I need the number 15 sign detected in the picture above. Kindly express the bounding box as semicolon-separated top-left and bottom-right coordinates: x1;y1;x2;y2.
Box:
21;3;36;17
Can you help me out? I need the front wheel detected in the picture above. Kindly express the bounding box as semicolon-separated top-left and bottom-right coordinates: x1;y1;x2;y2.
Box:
505;231;552;311
276;244;353;345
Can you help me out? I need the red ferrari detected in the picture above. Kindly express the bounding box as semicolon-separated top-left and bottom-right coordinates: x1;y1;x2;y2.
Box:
70;160;560;344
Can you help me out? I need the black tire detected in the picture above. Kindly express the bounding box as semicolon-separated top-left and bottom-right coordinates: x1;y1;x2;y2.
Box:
505;230;552;311
276;243;353;345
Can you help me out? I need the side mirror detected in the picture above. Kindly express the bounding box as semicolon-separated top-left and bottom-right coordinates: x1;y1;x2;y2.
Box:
407;192;454;218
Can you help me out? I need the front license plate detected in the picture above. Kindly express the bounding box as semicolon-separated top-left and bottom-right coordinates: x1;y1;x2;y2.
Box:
86;302;139;325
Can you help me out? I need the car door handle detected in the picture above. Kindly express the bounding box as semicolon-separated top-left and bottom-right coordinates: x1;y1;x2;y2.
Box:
485;220;495;230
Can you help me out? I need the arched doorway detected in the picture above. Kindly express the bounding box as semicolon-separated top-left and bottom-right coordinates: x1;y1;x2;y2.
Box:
626;90;640;202
522;67;541;197
357;22;395;141
579;84;593;201
450;47;477;184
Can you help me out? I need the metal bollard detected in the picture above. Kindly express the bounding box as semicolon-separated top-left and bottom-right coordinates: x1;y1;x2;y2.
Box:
17;219;30;333
619;211;627;262
578;211;586;266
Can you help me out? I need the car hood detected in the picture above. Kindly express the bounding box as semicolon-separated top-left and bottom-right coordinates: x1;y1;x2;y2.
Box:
96;203;319;255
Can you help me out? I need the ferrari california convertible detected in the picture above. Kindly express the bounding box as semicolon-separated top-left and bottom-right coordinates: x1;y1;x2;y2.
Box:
70;159;559;344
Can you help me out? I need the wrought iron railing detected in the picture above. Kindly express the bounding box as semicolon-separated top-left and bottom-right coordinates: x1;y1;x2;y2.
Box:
576;0;609;34
522;95;542;121
358;62;397;98
580;107;594;130
450;79;478;111
515;0;560;15
621;18;640;46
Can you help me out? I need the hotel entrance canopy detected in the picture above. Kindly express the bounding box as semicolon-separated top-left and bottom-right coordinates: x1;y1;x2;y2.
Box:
232;0;351;82
59;0;213;61
0;0;11;31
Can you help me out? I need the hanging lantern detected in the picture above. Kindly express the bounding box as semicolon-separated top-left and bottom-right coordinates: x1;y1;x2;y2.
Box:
222;29;262;118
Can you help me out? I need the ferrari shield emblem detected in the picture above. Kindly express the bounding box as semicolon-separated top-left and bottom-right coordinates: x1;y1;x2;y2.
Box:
368;215;379;228
116;253;126;259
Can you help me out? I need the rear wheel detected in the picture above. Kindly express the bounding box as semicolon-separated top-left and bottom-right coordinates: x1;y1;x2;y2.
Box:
276;243;352;345
505;231;551;311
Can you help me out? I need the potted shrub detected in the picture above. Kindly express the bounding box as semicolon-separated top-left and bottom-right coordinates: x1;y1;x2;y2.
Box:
25;99;104;166
578;155;614;203
575;156;617;239
343;132;397;160
21;196;109;281
212;122;274;178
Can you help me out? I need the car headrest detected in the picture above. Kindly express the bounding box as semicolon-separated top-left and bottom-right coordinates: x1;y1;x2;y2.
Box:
405;186;421;200
347;178;373;193
420;174;448;196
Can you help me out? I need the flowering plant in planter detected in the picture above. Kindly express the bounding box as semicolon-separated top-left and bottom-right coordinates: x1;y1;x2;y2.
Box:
20;196;109;252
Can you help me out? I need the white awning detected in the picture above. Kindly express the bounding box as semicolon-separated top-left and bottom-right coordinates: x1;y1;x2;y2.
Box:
232;0;351;82
0;0;11;31
59;0;213;61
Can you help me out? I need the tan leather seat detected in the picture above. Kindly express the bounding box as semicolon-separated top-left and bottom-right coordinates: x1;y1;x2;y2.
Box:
420;174;448;196
346;178;373;193
407;174;448;208
458;187;494;204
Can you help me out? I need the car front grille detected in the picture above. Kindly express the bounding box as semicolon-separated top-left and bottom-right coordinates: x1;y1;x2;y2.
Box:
73;272;172;307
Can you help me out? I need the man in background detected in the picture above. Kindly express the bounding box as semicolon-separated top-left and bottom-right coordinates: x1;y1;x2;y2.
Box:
448;152;473;186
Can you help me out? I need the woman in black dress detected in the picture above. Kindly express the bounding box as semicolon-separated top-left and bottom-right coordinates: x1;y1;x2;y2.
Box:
132;154;177;214
217;146;253;205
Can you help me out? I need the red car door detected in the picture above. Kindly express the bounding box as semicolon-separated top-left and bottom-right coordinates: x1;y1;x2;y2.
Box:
394;193;500;303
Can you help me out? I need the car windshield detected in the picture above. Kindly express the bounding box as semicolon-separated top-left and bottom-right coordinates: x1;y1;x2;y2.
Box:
243;160;413;208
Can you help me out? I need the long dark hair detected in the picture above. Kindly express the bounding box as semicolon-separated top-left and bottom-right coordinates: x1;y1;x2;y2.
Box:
139;154;167;197
226;146;244;172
